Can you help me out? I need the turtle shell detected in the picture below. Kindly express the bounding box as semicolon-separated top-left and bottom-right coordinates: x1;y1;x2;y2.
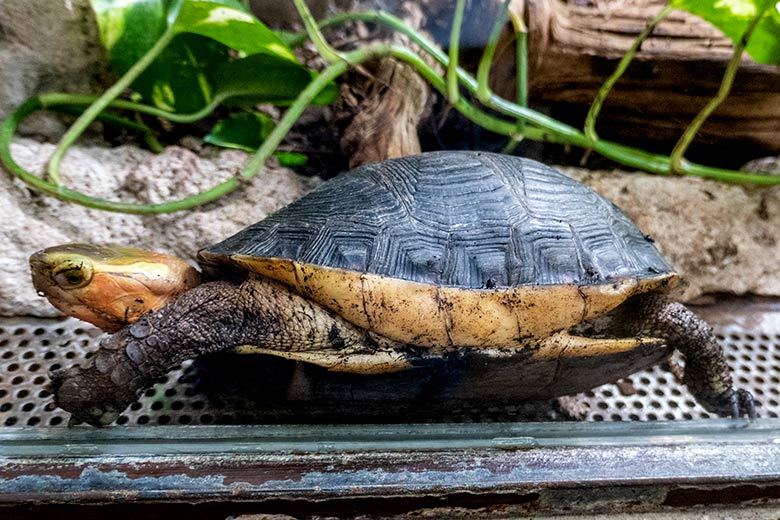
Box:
199;151;677;348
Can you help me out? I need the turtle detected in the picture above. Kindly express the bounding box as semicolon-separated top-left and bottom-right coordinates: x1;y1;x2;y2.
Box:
30;151;755;426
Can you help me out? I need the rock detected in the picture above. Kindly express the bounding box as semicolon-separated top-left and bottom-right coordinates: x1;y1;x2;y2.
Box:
4;138;780;316
0;137;309;317
741;156;780;175
0;0;111;138
564;167;780;301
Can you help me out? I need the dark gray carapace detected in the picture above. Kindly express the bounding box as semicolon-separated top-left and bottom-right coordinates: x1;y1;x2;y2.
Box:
204;151;672;289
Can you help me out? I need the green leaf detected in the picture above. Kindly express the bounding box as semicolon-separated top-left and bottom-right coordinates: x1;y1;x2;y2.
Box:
90;0;229;112
90;1;330;114
204;112;275;152
274;151;309;166
204;113;309;166
670;0;780;65
170;0;298;62
213;53;339;107
143;34;229;113
90;0;167;76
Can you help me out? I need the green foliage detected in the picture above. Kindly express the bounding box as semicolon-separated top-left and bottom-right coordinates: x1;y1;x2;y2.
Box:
87;0;335;159
214;53;339;107
274;151;309;166
145;35;229;113
91;0;228;112
90;0;166;75
204;111;274;152
671;0;780;64
4;0;780;215
169;0;298;62
205;112;310;165
89;0;322;111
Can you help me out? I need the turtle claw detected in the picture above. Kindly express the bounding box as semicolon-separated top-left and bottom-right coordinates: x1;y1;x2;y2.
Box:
65;409;120;427
50;362;140;428
737;389;757;421
708;388;756;420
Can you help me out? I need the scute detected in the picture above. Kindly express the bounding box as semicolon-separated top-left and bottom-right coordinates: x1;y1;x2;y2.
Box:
202;151;673;288
198;152;678;348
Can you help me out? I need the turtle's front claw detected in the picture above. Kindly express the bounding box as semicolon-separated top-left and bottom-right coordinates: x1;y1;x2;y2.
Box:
49;355;142;427
50;366;123;427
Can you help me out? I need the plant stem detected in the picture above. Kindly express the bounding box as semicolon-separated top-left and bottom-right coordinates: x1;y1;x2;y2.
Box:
499;30;528;155
38;93;223;124
513;21;528;114
48;104;164;153
0;46;385;213
286;10;418;48
388;46;524;138
447;0;466;104
476;1;509;103
323;10;584;139
0;99;166;212
507;3;529;152
390;42;780;184
292;0;344;63
333;8;780;184
371;9;780;184
237;59;354;181
270;7;780;185
585;4;672;144
46;26;176;186
5;3;779;216
669;3;768;174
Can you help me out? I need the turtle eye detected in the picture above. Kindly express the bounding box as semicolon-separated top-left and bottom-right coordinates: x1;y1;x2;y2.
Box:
53;265;92;289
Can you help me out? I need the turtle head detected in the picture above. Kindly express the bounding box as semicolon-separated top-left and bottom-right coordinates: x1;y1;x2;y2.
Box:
30;244;201;332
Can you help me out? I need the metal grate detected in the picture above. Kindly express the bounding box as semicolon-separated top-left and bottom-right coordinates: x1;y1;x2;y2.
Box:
0;316;778;427
577;329;780;421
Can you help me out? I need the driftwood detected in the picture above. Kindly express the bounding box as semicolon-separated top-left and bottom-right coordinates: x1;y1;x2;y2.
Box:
492;0;780;160
254;0;780;164
252;0;431;168
339;58;429;168
338;3;432;168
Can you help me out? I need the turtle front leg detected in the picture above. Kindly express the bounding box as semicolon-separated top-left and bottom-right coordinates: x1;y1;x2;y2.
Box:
50;279;252;426
49;275;389;426
614;293;755;419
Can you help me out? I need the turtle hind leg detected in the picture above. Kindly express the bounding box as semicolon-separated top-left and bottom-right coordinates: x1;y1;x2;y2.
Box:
614;293;755;419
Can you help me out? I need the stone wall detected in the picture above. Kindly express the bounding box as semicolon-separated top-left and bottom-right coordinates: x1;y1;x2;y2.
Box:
2;0;780;318
1;139;308;317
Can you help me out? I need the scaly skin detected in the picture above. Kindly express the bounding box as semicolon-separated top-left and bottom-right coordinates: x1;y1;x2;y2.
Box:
613;294;755;419
49;276;755;425
50;275;406;426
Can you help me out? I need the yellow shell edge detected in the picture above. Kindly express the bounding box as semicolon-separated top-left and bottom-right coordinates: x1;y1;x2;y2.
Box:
211;254;678;349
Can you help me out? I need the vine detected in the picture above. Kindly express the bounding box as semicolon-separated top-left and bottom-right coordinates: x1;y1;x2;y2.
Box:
1;0;779;215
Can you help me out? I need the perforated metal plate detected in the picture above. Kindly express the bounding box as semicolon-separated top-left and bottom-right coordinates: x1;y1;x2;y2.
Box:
1;307;778;427
578;330;780;421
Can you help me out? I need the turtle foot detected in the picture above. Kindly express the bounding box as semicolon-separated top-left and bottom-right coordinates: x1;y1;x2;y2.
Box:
703;388;756;420
50;365;135;427
49;334;149;427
